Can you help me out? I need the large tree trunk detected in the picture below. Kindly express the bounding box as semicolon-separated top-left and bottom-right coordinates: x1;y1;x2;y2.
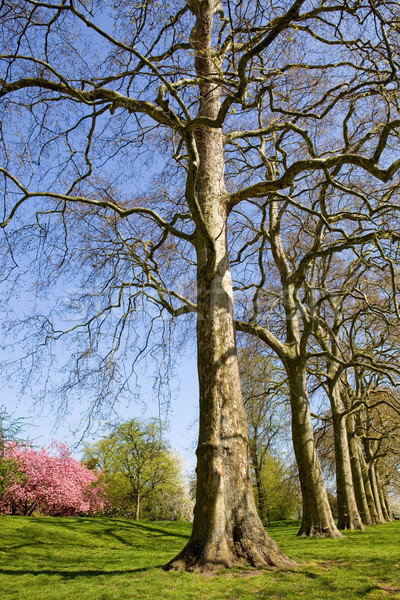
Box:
286;361;343;538
165;161;295;571
330;385;363;530
165;0;295;572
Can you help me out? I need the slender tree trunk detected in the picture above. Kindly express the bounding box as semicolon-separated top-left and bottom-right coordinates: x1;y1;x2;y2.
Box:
165;0;295;572
250;445;270;526
369;462;386;523
135;492;140;521
286;360;343;538
381;483;391;521
358;445;381;524
330;386;363;530
346;414;372;525
267;200;340;538
376;470;389;521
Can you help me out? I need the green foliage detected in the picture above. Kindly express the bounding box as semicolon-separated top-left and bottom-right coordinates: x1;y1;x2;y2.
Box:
83;419;193;521
0;451;23;502
254;454;301;522
1;516;400;599
238;346;300;523
0;407;28;501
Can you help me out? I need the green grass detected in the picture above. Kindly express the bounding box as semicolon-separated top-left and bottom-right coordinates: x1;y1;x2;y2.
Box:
0;516;399;599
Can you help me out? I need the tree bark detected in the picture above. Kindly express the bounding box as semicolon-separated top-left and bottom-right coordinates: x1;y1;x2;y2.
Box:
381;481;391;521
286;360;343;538
376;469;390;521
265;199;341;538
135;492;140;521
330;385;363;530
368;462;386;523
165;0;295;572
165;164;295;571
346;413;372;525
358;445;381;524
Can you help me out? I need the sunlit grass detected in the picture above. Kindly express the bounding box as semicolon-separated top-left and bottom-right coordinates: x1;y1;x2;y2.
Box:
0;516;399;599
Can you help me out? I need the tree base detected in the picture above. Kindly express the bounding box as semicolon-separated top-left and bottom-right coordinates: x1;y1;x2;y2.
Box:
164;535;298;572
337;520;364;531
297;524;344;538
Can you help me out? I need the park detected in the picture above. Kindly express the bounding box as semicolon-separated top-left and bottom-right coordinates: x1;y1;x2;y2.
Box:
1;516;400;599
1;0;400;596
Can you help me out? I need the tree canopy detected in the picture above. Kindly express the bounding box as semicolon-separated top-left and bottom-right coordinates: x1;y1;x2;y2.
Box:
83;419;193;521
0;440;105;516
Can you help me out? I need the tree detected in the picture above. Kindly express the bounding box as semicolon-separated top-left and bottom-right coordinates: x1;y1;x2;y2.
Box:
309;252;400;527
309;257;368;530
142;451;194;521
1;0;400;567
231;130;400;534
0;407;28;504
256;453;301;522
83;419;193;521
0;441;105;516
239;344;295;524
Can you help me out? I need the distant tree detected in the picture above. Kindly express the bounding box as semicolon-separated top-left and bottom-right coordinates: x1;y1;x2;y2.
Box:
256;454;301;523
143;451;194;521
83;419;191;520
0;407;28;504
0;441;105;516
0;407;26;444
239;344;293;524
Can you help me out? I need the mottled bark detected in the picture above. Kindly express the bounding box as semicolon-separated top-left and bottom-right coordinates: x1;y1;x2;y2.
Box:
358;445;381;524
381;483;392;521
369;462;386;523
165;164;295;570
287;361;343;538
376;470;390;521
346;414;372;525
165;0;295;571
265;198;341;538
330;386;363;530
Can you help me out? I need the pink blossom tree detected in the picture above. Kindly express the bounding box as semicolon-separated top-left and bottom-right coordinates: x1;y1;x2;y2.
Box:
0;441;105;516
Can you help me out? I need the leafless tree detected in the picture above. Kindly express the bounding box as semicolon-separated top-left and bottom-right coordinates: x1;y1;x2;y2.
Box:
1;0;400;566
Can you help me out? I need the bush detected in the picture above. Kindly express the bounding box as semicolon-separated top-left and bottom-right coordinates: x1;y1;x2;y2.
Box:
0;440;105;516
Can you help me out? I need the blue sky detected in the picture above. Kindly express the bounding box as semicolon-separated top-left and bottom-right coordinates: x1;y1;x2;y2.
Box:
1;354;199;474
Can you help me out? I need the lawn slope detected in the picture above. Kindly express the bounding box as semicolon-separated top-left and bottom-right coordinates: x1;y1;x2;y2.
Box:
0;516;399;599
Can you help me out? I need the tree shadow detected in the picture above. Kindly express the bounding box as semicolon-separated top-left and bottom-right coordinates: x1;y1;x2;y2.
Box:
24;516;190;541
111;520;189;540
0;566;163;579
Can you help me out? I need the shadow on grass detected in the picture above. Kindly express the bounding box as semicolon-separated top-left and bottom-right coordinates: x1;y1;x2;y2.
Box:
0;566;165;579
112;520;190;540
17;516;190;552
29;516;190;540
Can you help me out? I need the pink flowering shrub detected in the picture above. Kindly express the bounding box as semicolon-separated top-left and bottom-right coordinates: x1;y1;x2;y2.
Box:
0;440;105;516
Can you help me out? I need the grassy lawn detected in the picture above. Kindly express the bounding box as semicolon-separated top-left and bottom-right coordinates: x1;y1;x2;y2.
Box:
0;516;399;599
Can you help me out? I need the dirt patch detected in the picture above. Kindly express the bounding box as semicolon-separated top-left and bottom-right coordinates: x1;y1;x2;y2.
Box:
377;585;400;595
197;568;270;578
237;569;268;578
